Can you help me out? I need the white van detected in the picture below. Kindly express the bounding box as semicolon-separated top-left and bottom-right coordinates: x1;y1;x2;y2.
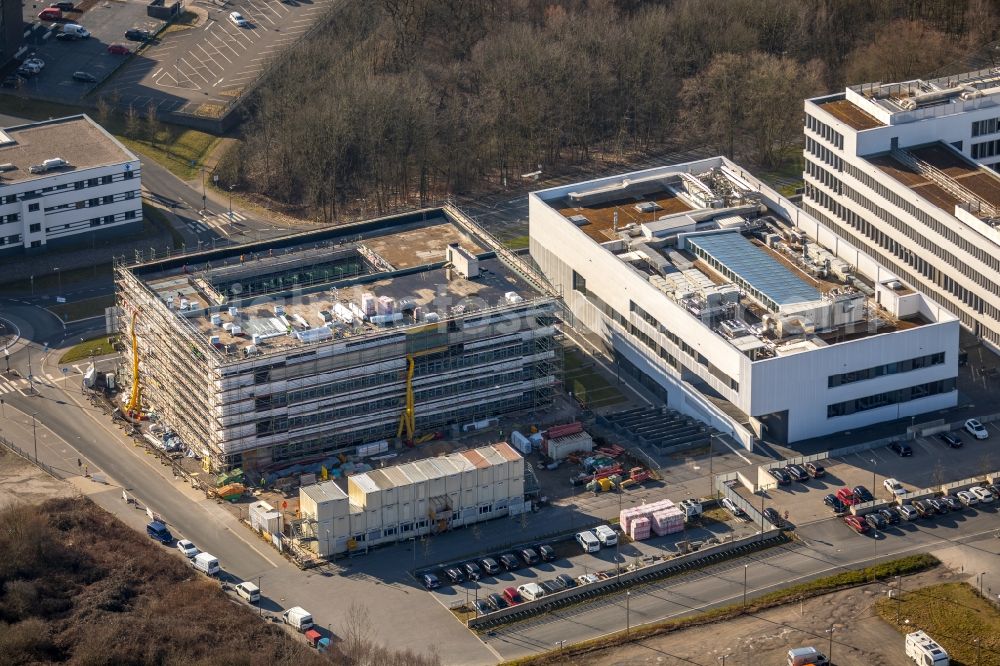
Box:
517;583;545;601
575;530;601;553
905;630;949;666
235;581;260;603
282;606;314;632
192;552;220;576
594;524;618;546
62;24;90;38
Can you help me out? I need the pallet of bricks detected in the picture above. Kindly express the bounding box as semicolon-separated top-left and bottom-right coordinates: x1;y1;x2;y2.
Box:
620;499;684;541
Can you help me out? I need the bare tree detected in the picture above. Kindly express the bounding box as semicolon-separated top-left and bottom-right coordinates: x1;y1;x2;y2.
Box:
95;97;112;127
124;104;141;141
145;102;162;147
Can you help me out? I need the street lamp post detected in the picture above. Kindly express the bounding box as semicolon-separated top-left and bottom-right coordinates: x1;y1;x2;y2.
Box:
31;412;38;463
200;166;207;213
54;267;61;296
625;590;631;637
743;564;748;608
896;575;903;622
980;571;987;598
228;185;235;221
257;575;262;617
617;487;623;580
827;626;834;663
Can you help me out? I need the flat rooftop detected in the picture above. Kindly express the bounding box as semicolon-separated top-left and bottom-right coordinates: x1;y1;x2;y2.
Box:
816;98;884;130
869;143;1000;219
130;209;547;355
0;115;135;185
554;191;693;242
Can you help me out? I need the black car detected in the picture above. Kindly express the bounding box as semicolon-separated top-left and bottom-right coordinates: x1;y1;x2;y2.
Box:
762;507;783;527
889;441;913;457
463;562;482;581
124;28;152;42
853;485;875;503
941;495;962;511
541;578;566;594
912;500;934;518
926;498;949;515
805;462;826;478
479;557;500;575
824;493;846;514
518;548;539;566
50;1;75;9
538;544;556;562
56;32;79;41
864;512;887;530
486;593;506;610
474;599;492;615
785;465;809;482
769;467;791;485
555;574;576;589
499;553;520;571
938;432;963;448
879;507;901;525
72;71;97;83
421;573;440;589
443;566;464;584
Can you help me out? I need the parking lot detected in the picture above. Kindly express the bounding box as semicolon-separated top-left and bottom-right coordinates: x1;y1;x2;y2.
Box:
737;420;1000;527
104;0;339;116
13;0;162;99
419;512;763;613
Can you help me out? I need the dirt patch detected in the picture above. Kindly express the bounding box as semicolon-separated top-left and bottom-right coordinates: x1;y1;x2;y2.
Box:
569;567;959;666
0;447;74;507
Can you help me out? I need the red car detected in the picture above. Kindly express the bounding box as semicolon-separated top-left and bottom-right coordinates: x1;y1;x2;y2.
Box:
107;43;131;55
502;586;521;605
843;515;869;534
836;487;857;507
38;7;63;20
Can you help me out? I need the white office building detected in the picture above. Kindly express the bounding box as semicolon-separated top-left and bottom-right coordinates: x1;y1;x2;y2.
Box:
529;158;959;445
803;68;1000;351
0;114;141;253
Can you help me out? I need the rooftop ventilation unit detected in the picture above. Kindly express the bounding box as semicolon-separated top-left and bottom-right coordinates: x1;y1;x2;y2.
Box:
568;214;590;226
28;157;69;174
634;201;662;214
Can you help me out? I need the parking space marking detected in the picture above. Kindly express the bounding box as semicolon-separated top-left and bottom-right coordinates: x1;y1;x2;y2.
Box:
195;43;225;73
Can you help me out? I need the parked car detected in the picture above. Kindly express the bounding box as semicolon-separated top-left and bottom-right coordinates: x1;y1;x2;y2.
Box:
925;498;948;515
864;512;887;531
125;28;152;41
146;520;173;544
38;7;63;20
844;515;868;534
176;539;198;558
804;462;826;478
889;441;913;457
479;557;500;575
50;1;75;10
228;11;249;27
941;495;962;511
538;544;556;562
499;553;520;571
541;578;566;594
72;71;97;83
474;599;492;615
898;504;919;520
107;43;131;55
762;507;783;527
486;593;506;610
769;467;791;485
835;487;857;507
853;485;875;503
956;490;979;507
883;478;906;498
577;573;600;585
443;566;464;584
965;418;989;440
824;494;847;514
939;432;963;448
987;483;1000;498
61;23;89;38
56;32;78;41
785;465;809;482
463;562;482;581
518;548;540;566
878;507;901;525
970;486;995;503
555;574;576;589
502;587;521;605
722;497;746;518
421;573;440;589
912;500;934;518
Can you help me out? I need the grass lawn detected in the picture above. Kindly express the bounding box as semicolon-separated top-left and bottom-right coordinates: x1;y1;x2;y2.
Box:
59;335;118;364
563;349;626;409
875;581;1000;665
0;96;220;180
47;295;116;323
505;234;529;250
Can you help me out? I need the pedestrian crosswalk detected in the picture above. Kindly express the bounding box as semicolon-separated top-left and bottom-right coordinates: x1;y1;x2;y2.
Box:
0;377;30;395
190;210;248;235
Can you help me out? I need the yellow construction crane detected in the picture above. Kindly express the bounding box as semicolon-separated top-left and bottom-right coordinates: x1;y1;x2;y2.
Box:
397;354;415;442
124;310;142;419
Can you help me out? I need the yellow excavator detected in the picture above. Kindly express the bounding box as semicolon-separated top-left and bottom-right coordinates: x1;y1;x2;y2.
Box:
397;355;415;444
123;310;143;420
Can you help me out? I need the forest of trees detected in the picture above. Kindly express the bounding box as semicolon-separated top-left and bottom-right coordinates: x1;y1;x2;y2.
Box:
218;0;1000;221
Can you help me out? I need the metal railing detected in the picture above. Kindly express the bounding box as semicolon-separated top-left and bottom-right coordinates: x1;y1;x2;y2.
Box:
0;434;61;479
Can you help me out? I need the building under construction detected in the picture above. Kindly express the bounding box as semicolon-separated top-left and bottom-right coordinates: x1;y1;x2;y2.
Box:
115;206;561;473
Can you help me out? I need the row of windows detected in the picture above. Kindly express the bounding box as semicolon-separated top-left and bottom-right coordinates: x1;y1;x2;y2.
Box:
0;234;22;246
805;136;842;171
805;113;844;150
826;378;956;418
828;352;945;387
45;190;138;213
842;161;1000;276
1;170;137;205
971;139;1000;160
971;117;1000;137
1;213;18;224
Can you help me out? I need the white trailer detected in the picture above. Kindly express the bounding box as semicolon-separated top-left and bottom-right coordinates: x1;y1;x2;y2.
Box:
905;631;949;666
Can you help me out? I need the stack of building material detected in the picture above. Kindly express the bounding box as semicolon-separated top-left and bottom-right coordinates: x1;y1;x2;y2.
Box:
630;516;651;541
650;505;685;536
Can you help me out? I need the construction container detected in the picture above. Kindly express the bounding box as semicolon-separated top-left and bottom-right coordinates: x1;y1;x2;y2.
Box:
83;365;97;388
545;431;594;461
357;440;389;458
230;325;242;336
377;295;394;315
511;431;532;455
228;306;239;317
360;292;377;316
105;373;116;390
211;314;222;326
